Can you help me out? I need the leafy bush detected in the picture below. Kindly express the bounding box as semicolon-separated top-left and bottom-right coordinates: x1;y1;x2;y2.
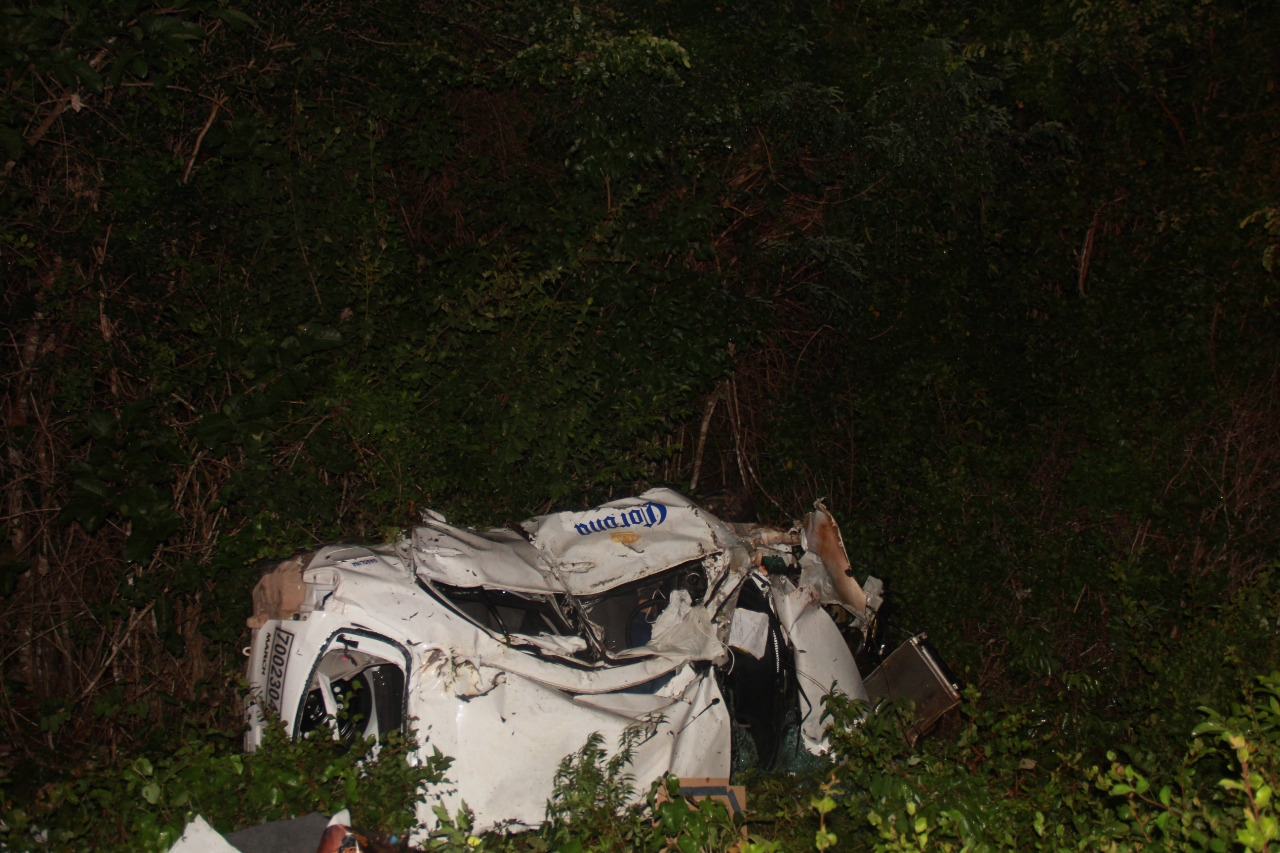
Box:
810;670;1280;853
0;724;448;853
533;729;742;853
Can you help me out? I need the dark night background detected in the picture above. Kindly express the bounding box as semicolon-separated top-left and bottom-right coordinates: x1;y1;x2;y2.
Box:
2;0;1279;848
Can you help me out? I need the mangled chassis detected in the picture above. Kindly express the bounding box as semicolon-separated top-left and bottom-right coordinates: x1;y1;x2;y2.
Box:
244;489;956;830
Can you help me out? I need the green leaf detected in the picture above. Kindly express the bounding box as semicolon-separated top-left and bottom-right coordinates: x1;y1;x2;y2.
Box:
214;8;257;29
85;410;118;439
811;795;836;816
297;323;343;351
1238;826;1266;850
63;492;111;532
123;530;161;564
72;476;111;498
69;59;104;95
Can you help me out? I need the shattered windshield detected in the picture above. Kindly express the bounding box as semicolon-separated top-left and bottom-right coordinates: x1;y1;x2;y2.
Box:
579;558;709;655
421;558;718;664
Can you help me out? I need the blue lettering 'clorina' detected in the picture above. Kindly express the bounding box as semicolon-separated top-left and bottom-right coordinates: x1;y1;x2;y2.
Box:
573;502;668;536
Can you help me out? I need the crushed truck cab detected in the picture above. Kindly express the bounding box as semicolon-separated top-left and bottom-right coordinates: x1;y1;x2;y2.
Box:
244;489;956;830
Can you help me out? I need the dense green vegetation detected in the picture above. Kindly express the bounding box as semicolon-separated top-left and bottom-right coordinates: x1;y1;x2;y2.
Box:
1;0;1278;849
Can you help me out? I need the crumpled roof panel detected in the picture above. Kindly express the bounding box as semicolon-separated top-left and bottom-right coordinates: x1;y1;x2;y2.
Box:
522;488;724;595
411;488;724;596
412;524;559;593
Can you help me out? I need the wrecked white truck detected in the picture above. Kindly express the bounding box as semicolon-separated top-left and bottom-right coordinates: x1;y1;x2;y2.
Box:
244;489;957;830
